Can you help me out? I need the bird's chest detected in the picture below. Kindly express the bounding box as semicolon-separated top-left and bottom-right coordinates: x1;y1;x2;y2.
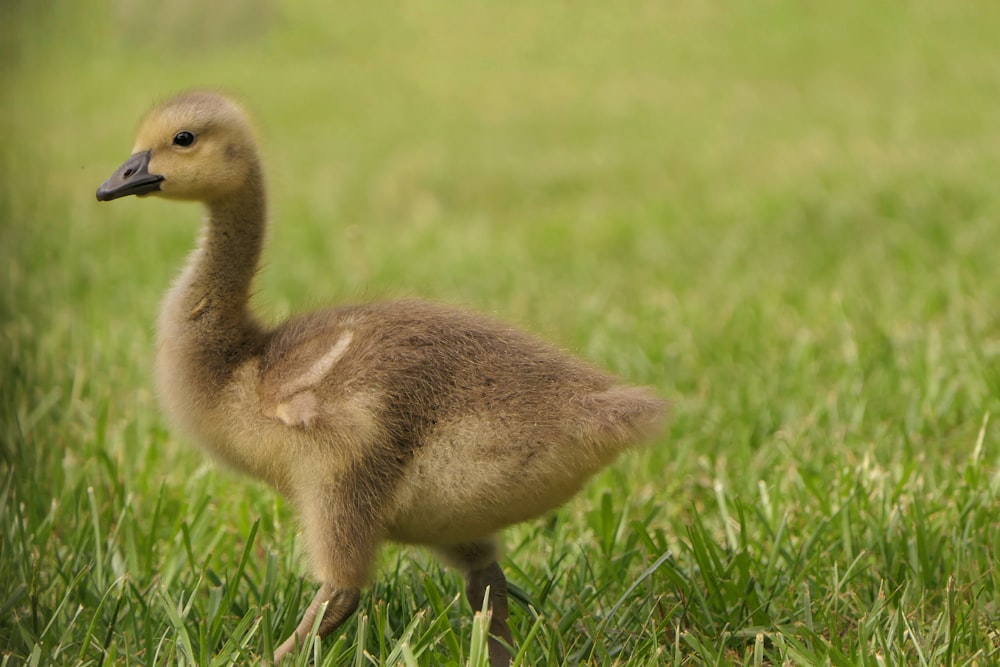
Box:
154;338;294;493
154;335;228;449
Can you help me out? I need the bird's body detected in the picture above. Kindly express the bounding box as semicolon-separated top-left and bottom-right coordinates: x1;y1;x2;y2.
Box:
98;91;666;664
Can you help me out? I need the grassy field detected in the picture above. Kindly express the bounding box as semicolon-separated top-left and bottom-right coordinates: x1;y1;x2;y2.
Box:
3;1;999;664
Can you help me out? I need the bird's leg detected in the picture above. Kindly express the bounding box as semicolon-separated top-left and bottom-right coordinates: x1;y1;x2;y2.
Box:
272;583;360;663
466;560;514;667
271;461;385;663
438;540;514;666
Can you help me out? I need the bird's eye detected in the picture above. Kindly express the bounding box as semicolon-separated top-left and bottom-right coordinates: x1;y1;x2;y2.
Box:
173;131;196;147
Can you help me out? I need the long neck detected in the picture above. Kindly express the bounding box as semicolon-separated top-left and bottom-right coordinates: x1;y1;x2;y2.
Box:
159;163;267;382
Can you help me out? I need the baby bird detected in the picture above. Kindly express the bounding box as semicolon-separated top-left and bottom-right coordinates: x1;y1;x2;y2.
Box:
96;91;666;665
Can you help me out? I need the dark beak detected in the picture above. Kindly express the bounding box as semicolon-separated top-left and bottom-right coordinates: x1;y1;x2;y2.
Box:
96;150;164;201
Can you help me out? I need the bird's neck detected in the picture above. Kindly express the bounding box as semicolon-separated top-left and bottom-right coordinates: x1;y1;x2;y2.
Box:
159;166;268;382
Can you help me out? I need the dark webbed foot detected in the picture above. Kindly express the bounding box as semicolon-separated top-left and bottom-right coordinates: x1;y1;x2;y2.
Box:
272;583;360;663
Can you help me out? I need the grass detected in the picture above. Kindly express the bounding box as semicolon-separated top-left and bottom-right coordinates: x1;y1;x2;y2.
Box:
2;0;999;664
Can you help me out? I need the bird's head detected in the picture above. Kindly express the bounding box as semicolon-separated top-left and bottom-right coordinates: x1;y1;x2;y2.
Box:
97;91;259;205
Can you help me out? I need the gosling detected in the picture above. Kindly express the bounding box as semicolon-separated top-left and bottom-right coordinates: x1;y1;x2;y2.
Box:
96;91;666;665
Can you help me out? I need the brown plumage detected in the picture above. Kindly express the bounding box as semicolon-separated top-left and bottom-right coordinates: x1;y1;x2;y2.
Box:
96;91;667;665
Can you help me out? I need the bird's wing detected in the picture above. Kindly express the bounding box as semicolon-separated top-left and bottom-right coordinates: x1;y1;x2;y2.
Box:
257;314;358;428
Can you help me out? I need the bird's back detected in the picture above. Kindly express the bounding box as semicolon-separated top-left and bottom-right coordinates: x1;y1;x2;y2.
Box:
261;298;657;444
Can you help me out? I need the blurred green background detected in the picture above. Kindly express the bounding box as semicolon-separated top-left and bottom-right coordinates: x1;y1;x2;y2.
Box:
2;1;999;664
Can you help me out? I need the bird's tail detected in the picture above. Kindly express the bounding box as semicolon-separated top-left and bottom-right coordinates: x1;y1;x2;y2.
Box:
574;384;668;449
